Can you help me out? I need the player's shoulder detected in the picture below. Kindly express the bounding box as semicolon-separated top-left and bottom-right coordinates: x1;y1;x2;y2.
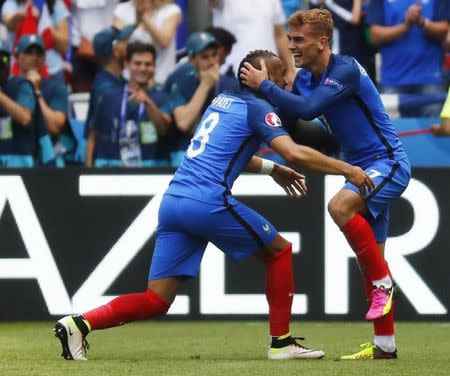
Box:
237;89;276;112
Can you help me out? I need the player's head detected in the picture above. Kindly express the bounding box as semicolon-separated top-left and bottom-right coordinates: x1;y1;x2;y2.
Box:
238;50;287;90
125;42;157;86
287;8;333;69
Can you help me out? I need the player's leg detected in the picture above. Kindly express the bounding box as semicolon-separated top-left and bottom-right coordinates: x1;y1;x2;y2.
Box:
255;234;325;360
54;194;205;360
340;242;397;360
53;277;180;361
328;189;393;321
209;200;324;359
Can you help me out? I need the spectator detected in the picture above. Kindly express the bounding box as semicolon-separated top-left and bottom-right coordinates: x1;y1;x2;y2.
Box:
113;0;182;83
20;34;72;166
164;31;239;166
84;26;133;167
88;42;176;167
309;0;376;81
281;0;302;19
2;0;70;83
0;36;55;166
204;26;236;76
366;0;449;117
209;0;296;87
70;0;120;92
431;87;450;136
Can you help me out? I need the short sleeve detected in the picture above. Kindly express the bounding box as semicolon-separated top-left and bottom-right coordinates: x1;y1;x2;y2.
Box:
246;99;288;145
364;0;385;25
52;0;70;25
1;0;18;16
16;80;36;112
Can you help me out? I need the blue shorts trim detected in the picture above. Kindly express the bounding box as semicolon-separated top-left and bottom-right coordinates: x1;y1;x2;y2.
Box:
148;194;277;280
344;158;410;242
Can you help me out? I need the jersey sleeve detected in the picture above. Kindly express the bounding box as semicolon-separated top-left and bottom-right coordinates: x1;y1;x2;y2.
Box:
246;99;288;144
47;83;68;114
364;0;384;25
440;88;450;119
259;59;360;121
16;80;36;112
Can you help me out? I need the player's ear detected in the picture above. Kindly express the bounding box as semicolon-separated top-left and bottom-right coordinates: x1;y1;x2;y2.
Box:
318;36;327;51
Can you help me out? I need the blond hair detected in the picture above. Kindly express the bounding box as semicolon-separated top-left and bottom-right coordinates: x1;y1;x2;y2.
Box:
288;8;333;42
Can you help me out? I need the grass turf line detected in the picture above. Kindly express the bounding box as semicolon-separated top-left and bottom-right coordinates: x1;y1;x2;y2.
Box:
0;321;449;376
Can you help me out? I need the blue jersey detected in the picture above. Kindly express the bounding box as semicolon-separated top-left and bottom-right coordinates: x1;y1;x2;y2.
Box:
165;62;240;152
165;90;288;204
365;0;449;86
259;54;408;167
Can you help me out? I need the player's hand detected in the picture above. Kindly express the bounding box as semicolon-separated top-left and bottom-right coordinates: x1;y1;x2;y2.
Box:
240;59;269;90
405;4;422;26
270;163;307;198
345;166;375;196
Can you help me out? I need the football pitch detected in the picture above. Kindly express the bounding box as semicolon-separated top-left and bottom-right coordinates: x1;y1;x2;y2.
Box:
1;321;449;376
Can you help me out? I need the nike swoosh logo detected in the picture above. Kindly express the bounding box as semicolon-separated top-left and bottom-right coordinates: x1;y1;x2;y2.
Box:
68;326;73;336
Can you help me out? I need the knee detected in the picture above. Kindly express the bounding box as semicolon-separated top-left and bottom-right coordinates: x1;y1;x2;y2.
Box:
327;196;354;225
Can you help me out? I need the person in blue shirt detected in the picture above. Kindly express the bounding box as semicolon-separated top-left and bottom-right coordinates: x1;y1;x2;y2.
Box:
84;26;134;167
365;0;449;117
20;35;71;166
240;8;411;360
89;42;176;167
0;35;55;167
165;31;240;166
53;49;374;362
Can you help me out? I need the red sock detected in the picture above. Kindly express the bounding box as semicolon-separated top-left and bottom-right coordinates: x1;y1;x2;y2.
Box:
364;272;395;336
82;290;169;330
265;243;294;337
342;214;390;281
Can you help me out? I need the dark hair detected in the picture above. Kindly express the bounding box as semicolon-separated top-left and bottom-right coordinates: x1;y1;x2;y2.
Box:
237;49;278;88
125;42;157;62
204;26;236;54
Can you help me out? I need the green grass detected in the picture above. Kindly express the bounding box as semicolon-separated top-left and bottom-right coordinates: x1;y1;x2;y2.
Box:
1;321;449;376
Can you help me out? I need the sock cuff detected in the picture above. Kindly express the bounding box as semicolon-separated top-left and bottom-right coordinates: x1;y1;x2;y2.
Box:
265;243;292;263
145;290;170;313
341;213;365;234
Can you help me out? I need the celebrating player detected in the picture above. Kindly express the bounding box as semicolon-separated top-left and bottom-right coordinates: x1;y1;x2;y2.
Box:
54;49;374;361
240;9;411;360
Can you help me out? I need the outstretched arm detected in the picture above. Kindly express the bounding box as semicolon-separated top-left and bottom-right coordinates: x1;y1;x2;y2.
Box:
270;135;375;196
245;156;307;198
240;59;357;120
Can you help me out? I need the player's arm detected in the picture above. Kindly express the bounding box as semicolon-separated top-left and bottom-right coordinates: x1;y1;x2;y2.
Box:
245;156;307;198
270;135;375;195
240;59;358;120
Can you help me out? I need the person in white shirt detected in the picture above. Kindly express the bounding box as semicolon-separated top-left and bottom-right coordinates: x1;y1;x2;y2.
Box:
113;0;181;83
209;0;295;87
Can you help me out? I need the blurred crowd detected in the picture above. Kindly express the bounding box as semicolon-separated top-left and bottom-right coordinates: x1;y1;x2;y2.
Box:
0;0;449;168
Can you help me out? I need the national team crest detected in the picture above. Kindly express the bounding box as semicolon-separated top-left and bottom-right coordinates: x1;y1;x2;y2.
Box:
265;112;282;127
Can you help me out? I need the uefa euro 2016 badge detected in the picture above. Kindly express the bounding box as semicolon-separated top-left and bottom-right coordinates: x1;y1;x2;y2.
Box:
265;112;282;127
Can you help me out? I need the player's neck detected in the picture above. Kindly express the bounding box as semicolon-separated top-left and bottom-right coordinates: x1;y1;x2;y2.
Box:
310;50;331;81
